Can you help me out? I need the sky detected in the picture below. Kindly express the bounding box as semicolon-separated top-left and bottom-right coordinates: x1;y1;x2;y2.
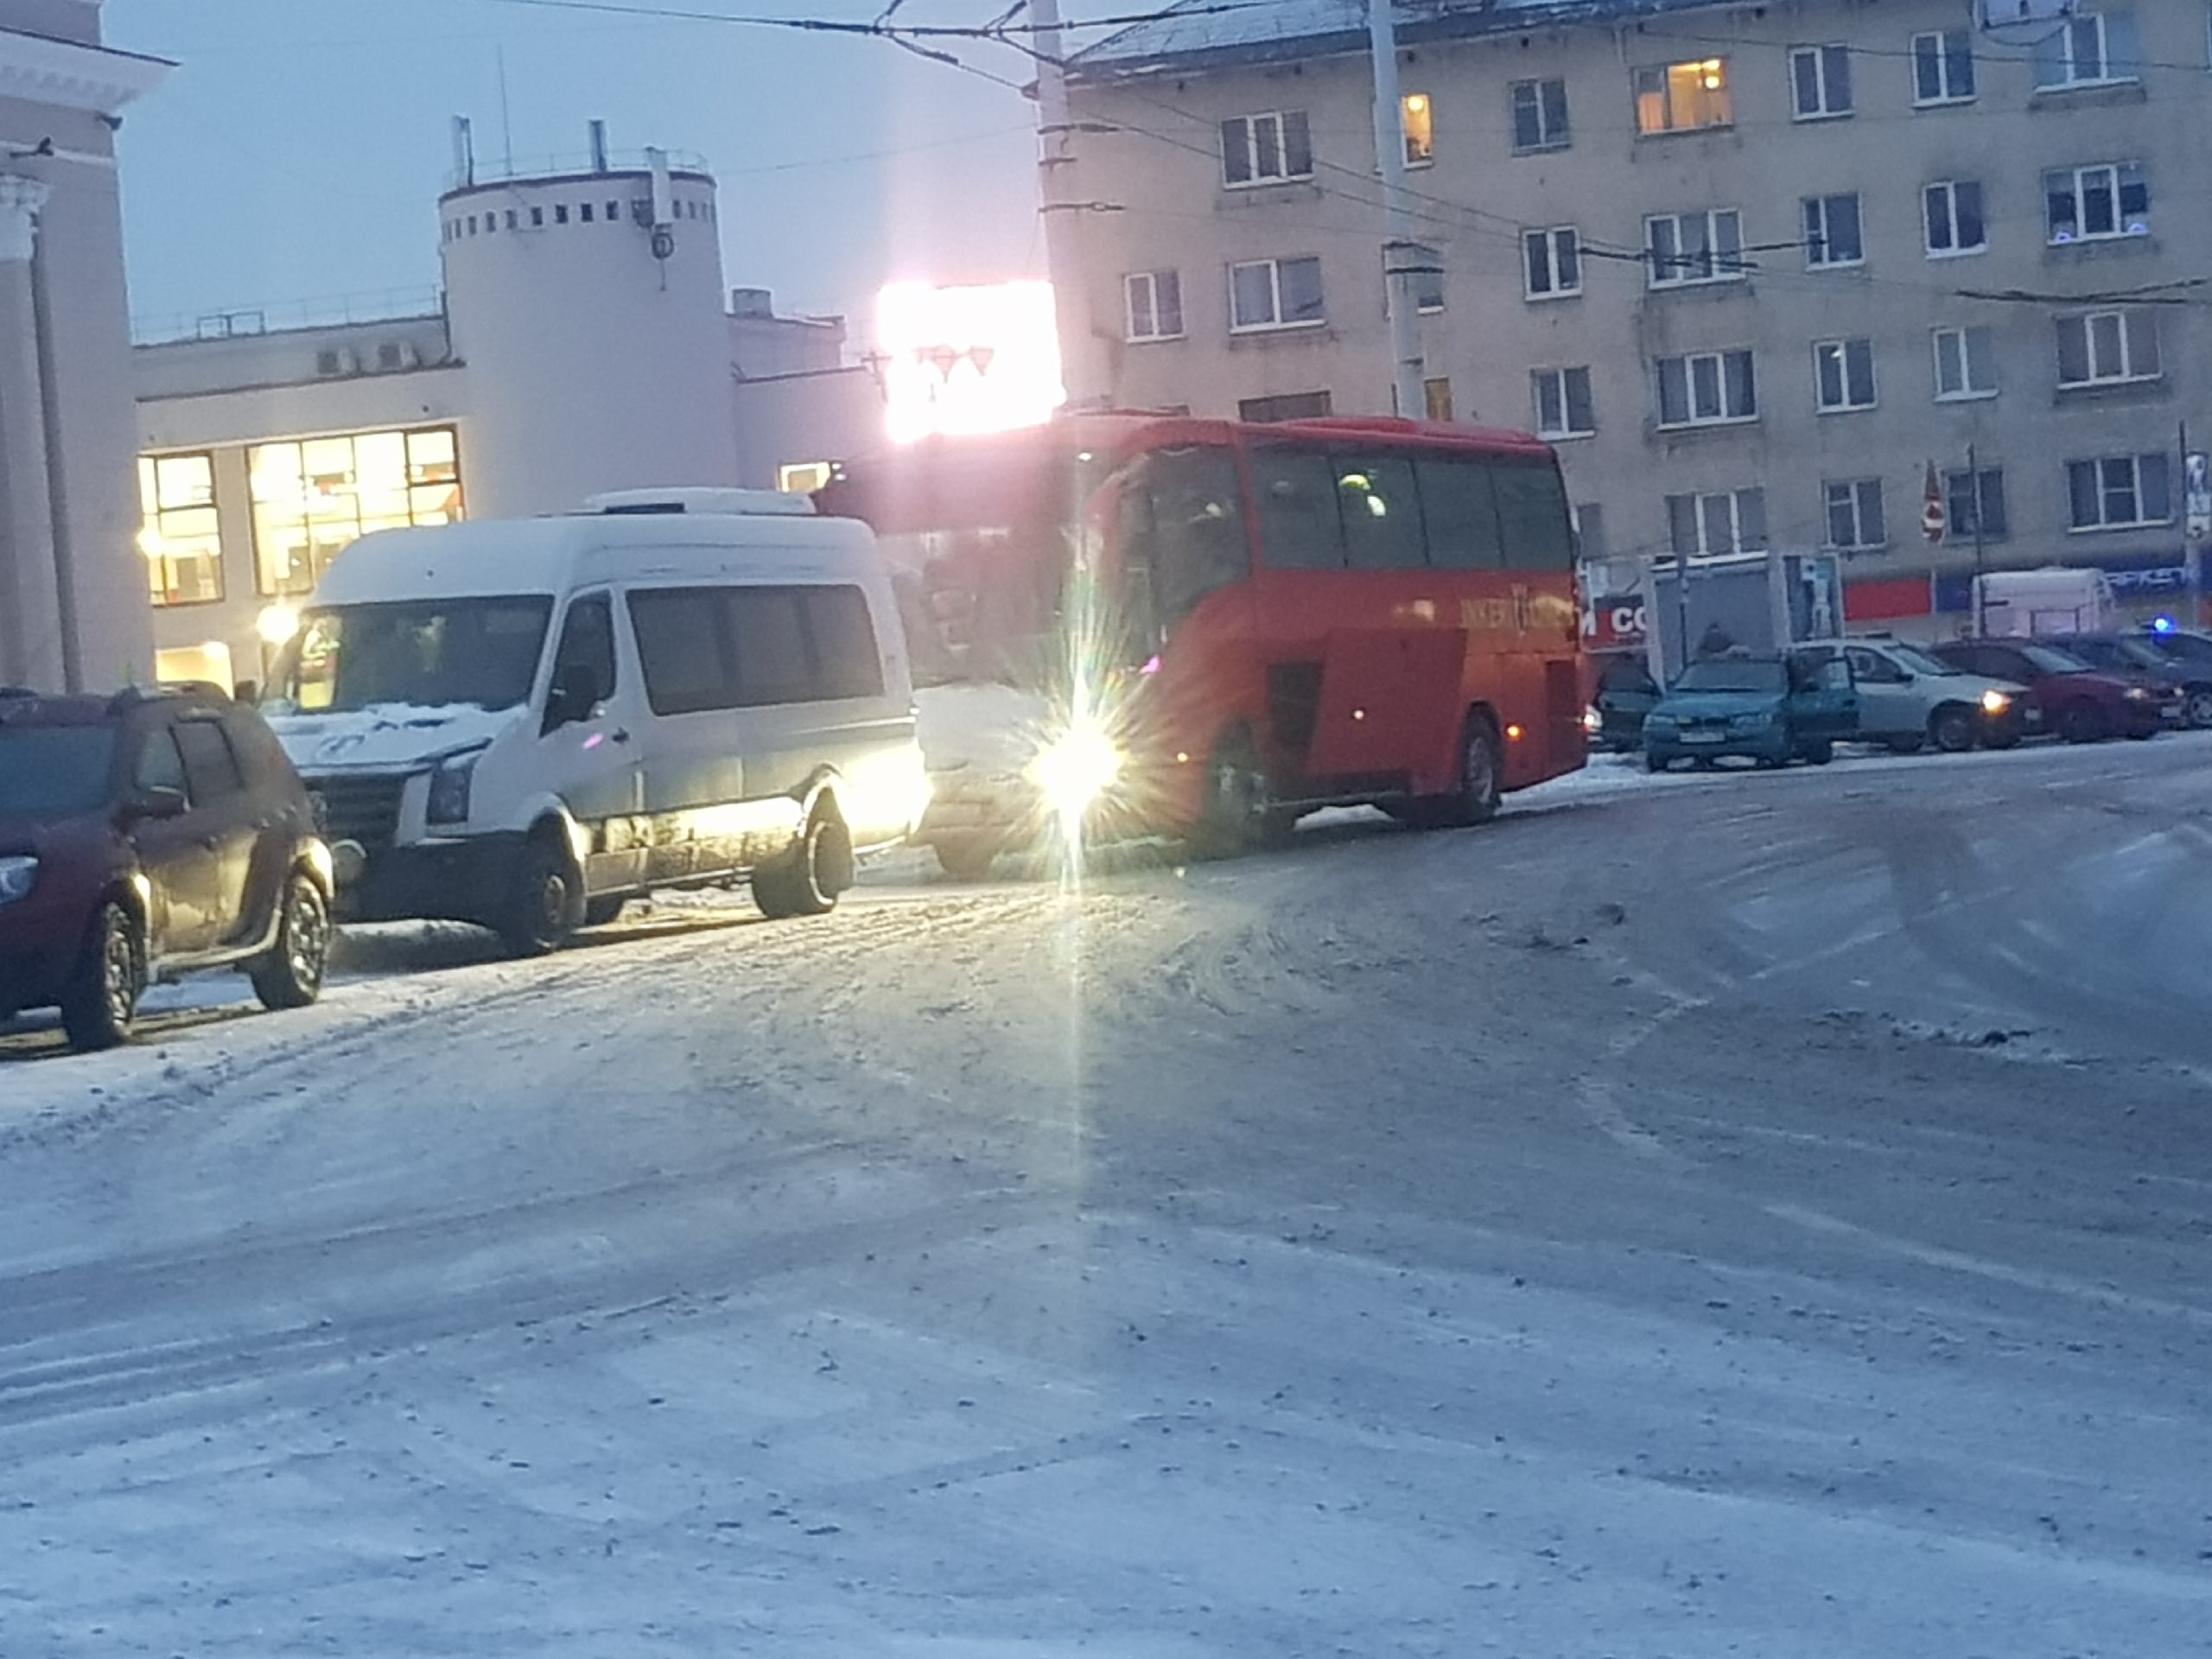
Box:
102;0;1050;343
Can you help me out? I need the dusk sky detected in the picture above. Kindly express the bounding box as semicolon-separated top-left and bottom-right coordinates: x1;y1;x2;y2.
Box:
105;0;1048;341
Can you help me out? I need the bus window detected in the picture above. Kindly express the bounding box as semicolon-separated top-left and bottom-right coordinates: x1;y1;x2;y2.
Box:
1333;455;1426;570
1145;447;1248;626
1250;447;1346;570
1493;459;1575;570
1413;455;1505;570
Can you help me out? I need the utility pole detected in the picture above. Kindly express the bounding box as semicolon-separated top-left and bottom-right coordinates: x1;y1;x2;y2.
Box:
1967;443;1985;638
1031;0;1096;408
1365;0;1426;419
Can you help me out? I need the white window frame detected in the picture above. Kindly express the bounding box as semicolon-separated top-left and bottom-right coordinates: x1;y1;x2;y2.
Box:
2034;10;2139;91
1802;193;1863;269
1530;365;1596;440
1220;111;1313;188
1522;226;1581;300
1789;45;1853;119
1813;337;1877;413
1923;181;1986;257
1227;255;1325;334
1667;487;1767;556
1822;479;1886;550
2045;162;2149;244
1912;29;1976;105
1932;325;1997;401
1122;270;1184;343
1400;92;1433;167
2068;454;2169;531
1510;78;1570;152
1655;348;1757;429
2056;308;2160;387
1634;58;1733;136
1645;208;1744;289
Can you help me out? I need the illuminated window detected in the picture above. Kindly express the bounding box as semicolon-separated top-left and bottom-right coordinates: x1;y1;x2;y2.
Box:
777;461;835;494
248;425;463;597
1400;93;1433;166
1423;378;1452;422
137;452;225;607
1634;59;1731;135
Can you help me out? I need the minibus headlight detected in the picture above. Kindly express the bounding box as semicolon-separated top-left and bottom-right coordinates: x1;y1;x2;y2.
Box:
1031;715;1122;828
427;746;487;826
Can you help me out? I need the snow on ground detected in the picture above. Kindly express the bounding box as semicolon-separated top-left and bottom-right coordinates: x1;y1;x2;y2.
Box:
3;734;2212;1654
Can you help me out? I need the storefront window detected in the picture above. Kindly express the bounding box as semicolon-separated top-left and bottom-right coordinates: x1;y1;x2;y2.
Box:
137;453;225;607
248;425;463;596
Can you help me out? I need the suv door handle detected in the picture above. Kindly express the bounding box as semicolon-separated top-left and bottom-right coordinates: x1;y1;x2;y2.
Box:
610;728;632;744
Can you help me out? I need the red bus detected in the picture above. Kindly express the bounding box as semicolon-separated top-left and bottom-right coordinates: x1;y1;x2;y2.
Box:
816;412;1585;877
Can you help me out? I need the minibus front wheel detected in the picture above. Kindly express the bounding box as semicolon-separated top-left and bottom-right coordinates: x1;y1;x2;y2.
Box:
501;830;582;957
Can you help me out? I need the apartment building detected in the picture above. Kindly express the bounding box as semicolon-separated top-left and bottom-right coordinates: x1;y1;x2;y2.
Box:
1059;0;2212;634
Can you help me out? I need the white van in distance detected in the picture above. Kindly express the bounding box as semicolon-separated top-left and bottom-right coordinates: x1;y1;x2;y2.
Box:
258;488;929;953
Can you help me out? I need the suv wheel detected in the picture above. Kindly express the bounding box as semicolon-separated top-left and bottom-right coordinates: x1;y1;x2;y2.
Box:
248;871;332;1010
60;901;142;1051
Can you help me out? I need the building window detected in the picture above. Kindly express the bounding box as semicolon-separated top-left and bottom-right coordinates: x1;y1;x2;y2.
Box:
1573;501;1604;559
248;426;463;597
1823;479;1886;550
1789;45;1853;118
1220;111;1313;187
1229;256;1325;332
1123;270;1184;342
1510;79;1569;151
777;461;835;494
1413;260;1445;315
1802;193;1863;267
555;203;569;224
1933;325;1997;399
2056;308;2160;386
1945;467;2008;542
1923;181;1986;256
2069;454;2169;530
1401;93;1433;165
1656;349;1756;428
1913;29;1976;103
1634;59;1732;134
580;202;594;222
1814;338;1878;411
1667;487;1765;556
1423;377;1453;422
1531;366;1595;439
2033;10;2139;90
1522;226;1581;298
1238;390;1332;423
2045;162;2148;243
1646;208;1744;287
137;453;225;607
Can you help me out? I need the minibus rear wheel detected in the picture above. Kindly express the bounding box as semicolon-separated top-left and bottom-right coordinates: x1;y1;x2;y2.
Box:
755;807;852;918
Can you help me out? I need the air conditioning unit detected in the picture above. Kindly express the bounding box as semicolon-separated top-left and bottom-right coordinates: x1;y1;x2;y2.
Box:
375;340;421;372
316;346;361;377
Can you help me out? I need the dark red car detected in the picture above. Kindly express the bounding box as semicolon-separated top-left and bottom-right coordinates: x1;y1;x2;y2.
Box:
0;684;334;1051
1929;639;2163;743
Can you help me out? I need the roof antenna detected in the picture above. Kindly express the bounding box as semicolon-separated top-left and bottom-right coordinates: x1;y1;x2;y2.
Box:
496;44;514;170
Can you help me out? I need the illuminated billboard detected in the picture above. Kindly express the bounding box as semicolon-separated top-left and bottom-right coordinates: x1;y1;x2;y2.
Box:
877;280;1065;444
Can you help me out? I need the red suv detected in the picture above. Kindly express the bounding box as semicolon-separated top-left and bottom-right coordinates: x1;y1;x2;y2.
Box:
0;685;334;1051
1929;639;2163;742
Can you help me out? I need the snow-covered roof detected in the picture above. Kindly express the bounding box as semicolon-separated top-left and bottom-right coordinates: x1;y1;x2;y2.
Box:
1071;0;1732;82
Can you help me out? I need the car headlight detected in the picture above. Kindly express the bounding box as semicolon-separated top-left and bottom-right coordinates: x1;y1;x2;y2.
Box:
1645;712;1678;730
1980;690;2011;715
0;855;36;906
1581;705;1603;735
2124;685;2152;702
1029;715;1122;831
427;746;486;826
1728;710;1777;730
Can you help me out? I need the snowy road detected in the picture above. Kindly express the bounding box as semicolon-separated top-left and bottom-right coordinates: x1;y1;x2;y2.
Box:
4;737;2212;1655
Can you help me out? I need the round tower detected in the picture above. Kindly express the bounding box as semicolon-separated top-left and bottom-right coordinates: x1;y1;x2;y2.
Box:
438;141;736;518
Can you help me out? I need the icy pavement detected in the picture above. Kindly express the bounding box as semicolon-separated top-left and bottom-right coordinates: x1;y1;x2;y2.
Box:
3;735;2211;1654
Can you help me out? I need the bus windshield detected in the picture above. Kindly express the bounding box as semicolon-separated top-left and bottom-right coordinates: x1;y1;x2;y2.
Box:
265;596;555;714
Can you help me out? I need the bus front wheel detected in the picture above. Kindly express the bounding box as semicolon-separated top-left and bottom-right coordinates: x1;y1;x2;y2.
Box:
1191;728;1285;860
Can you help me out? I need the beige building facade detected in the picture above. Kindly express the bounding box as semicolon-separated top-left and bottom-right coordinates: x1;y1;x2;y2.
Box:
1061;0;2212;635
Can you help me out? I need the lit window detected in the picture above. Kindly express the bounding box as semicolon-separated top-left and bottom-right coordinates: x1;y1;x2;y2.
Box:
1646;209;1743;287
1933;326;1997;399
1423;378;1453;422
2045;162;2148;242
137;453;225;607
1814;338;1878;412
1635;59;1731;136
1789;45;1853;118
1228;256;1325;332
1220;111;1313;187
1530;366;1595;438
1802;194;1863;267
1923;181;1986;256
1666;487;1765;556
1523;226;1581;298
248;426;464;597
1401;93;1433;165
1823;480;1885;550
2033;10;2139;89
2056;308;2160;386
1656;349;1757;427
1913;29;1976;103
1123;270;1184;342
1510;79;1569;151
2068;454;2169;530
777;461;835;494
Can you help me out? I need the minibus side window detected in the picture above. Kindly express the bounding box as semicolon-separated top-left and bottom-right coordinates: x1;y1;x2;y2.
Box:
630;588;732;715
803;586;885;700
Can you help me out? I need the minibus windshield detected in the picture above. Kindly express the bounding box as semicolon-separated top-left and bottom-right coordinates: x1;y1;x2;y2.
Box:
264;596;554;715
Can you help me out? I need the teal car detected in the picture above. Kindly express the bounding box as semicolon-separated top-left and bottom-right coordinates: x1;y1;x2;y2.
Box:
1643;651;1858;772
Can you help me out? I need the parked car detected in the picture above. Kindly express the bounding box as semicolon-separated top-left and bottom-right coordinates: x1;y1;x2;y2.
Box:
1585;652;1662;752
1794;638;2029;753
1642;651;1857;772
1929;639;2162;742
0;684;334;1052
2037;634;2188;727
2104;629;2212;728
